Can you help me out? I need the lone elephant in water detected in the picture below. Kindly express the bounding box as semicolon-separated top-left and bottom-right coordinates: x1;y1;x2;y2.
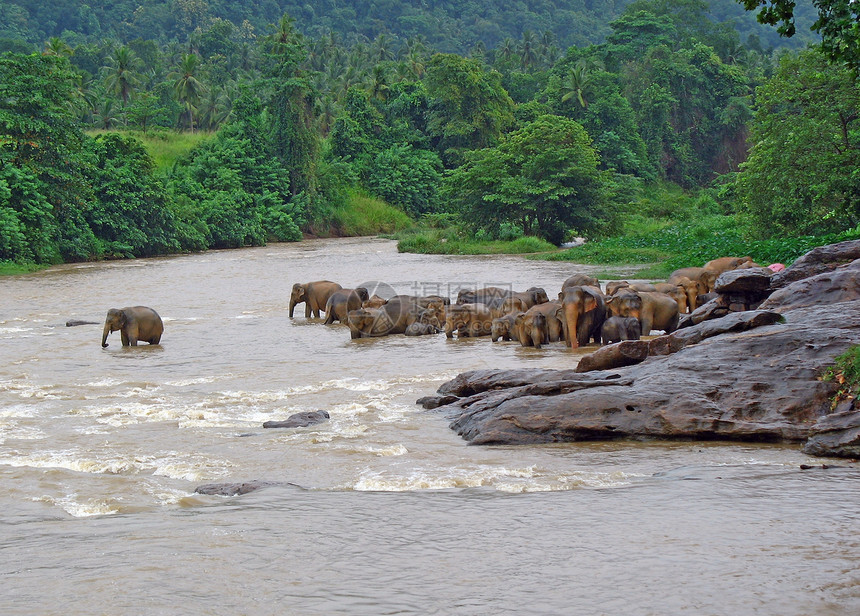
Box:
289;281;342;318
101;306;163;347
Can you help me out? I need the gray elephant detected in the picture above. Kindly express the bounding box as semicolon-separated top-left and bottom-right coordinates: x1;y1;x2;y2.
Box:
324;288;370;324
600;316;642;345
101;306;163;347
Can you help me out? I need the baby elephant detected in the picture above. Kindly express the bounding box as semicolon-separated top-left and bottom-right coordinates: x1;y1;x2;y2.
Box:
600;316;641;345
101;306;163;347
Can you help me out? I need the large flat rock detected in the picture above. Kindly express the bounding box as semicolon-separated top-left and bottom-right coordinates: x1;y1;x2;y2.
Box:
428;256;860;456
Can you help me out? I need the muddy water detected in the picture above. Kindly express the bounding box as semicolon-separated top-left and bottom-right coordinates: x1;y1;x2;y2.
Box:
1;237;858;615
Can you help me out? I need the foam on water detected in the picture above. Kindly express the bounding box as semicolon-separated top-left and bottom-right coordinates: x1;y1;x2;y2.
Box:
351;465;644;492
37;494;120;517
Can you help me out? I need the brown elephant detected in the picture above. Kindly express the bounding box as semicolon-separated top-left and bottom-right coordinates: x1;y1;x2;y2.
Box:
494;296;530;318
562;273;599;290
491;312;522;342
559;286;606;348
703;256;754;279
101;306;163;347
605;289;679;336
605;280;631;295
324;288;369;324
347;301;438;338
512;287;550;309
669;267;713;296
445;303;493;338
516;302;565;349
600;316;642;345
653;282;690;314
456;286;512;305
289;281;342;318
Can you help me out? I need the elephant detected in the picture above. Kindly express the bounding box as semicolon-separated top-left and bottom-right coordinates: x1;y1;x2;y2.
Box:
101;306;163;347
445;303;493;338
516;302;565;349
605;280;631;296
347;302;438;338
654;282;690;314
405;322;440;336
494;296;530;318
389;295;449;325
362;295;388;309
601;316;642;345
511;287;549;309
290;281;342;318
491;312;522;342
562;273;599;290
605;289;679;336
324;288;369;324
559;285;606;348
669;267;713;296
456;286;512;305
703;256;754;279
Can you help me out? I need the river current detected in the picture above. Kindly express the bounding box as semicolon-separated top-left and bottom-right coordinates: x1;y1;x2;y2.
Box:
1;237;858;615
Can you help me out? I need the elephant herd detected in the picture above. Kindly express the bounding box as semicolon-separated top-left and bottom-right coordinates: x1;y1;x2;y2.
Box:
288;255;766;350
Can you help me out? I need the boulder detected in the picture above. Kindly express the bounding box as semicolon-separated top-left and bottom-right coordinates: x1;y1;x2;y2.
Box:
770;239;860;289
803;408;860;458
714;267;773;294
417;394;459;410
760;259;860;312
575;340;650;373
263;410;330;429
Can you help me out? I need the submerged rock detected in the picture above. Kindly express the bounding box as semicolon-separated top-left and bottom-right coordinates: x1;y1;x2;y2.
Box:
263;410;330;429
195;481;281;496
424;249;860;457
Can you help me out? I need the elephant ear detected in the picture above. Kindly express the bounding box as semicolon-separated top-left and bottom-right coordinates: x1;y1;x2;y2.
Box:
584;295;598;312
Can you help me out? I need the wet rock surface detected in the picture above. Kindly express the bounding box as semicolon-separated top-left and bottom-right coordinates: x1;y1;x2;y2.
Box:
195;481;282;496
263;410;330;429
425;246;860;456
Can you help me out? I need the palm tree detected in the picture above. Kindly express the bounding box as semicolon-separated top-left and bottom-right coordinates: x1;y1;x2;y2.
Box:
170;53;207;132
367;64;390;101
498;37;516;64
94;98;119;130
104;45;142;105
519;30;538;71
43;37;73;57
372;33;395;63
561;60;593;109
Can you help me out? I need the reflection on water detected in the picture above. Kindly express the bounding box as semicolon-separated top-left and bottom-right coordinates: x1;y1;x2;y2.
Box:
0;238;858;615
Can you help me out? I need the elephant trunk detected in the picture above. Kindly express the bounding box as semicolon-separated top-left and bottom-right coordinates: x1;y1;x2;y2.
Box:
289;299;296;318
101;322;111;347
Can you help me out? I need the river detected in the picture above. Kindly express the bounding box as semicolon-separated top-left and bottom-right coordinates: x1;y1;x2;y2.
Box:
1;237;858;615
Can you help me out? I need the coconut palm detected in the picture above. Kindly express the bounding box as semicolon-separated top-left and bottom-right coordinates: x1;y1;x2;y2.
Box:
519;30;539;71
561;60;593;109
43;37;73;57
170;53;207;132
103;45;143;105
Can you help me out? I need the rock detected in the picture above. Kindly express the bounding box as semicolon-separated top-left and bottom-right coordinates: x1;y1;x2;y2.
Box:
263;410;330;429
667;310;784;348
760;259;860;312
680;296;730;327
66;320;99;327
195;481;280;496
435;300;860;451
575;340;650;373
417;395;459;410
714;267;773;294
770;239;860;289
803;409;860;458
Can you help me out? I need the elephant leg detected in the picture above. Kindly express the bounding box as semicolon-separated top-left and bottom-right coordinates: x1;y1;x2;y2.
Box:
640;317;653;337
121;331;130;346
305;303;312;318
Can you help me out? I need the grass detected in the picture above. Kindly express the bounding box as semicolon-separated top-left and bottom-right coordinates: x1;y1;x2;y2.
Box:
0;261;50;275
329;190;413;236
396;230;557;255
86;129;213;172
821;345;860;409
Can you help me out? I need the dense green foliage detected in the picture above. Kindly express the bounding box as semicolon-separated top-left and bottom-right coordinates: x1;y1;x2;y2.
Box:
1;0;857;272
0;0;819;54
